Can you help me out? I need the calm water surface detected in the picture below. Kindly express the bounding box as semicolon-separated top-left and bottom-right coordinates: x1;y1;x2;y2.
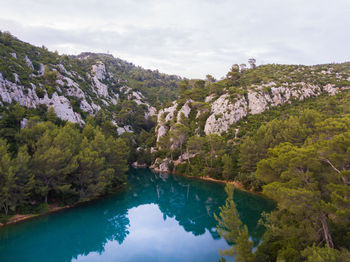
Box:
0;168;274;262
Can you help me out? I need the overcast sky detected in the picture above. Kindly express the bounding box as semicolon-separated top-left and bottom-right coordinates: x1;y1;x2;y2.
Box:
1;0;349;79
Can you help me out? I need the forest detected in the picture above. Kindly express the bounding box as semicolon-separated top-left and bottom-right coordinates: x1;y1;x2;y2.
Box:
147;65;350;261
0;30;349;261
0;103;130;220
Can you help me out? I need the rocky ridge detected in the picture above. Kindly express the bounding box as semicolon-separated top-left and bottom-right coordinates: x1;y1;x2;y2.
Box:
151;78;350;172
156;81;350;141
0;34;170;132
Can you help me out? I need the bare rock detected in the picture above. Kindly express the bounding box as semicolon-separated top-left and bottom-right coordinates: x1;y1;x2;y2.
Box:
204;94;248;135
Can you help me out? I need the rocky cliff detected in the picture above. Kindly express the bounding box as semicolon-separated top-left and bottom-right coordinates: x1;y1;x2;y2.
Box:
150;63;350;172
156;65;350;140
0;32;180;133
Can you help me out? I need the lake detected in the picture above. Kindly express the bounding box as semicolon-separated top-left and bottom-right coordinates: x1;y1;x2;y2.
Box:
0;168;274;262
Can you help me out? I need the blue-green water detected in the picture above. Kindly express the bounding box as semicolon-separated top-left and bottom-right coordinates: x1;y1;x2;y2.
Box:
0;168;274;262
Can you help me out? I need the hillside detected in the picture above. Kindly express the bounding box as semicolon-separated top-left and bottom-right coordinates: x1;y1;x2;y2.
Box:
0;31;180;133
143;62;350;261
149;62;350;174
1;31;350;261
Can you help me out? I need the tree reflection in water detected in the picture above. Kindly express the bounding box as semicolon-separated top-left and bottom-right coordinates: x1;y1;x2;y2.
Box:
0;168;274;262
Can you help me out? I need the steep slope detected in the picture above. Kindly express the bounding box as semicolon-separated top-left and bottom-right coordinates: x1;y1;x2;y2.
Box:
0;31;180;133
156;63;350;139
151;62;350;172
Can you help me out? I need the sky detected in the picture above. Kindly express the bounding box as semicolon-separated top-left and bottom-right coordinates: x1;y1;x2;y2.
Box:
0;0;349;79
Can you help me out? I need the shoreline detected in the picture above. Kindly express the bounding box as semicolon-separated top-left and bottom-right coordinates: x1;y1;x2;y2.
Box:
0;168;266;228
148;167;267;196
0;183;127;228
0;204;72;228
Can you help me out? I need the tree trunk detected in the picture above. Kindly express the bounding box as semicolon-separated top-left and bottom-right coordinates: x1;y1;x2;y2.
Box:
186;149;191;165
320;213;334;248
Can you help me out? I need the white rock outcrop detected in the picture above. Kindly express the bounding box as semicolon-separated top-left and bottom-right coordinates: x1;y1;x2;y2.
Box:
157;101;178;123
156;101;178;141
151;158;171;173
203;82;345;135
177;100;192;121
117;125;134;135
248;90;271;114
0;73;83;124
204;94;248;135
91;62;109;97
24;56;34;70
40;93;84;124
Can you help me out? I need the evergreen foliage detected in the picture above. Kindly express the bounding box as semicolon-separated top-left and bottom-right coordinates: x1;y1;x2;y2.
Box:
215;184;254;261
0;104;130;220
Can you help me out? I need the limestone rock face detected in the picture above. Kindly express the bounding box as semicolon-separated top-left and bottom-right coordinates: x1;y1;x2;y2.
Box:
147;106;157;117
156;101;178;141
0;45;166;135
177;100;192;121
202;82;348;135
157;101;178;123
40;93;84;124
204;94;248;135
90;62;109;97
154;79;350;139
24;56;34;70
57;64;73;77
0;73;84;124
91;62;106;81
117;125;134;136
248;90;271;114
156;125;168;141
0;73;40;108
151;158;171;173
158;159;171;173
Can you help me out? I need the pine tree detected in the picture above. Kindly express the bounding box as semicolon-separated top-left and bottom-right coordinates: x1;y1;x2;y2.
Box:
0;140;17;215
214;184;242;256
215;184;254;261
46;107;57;123
222;154;234;180
236;225;254;262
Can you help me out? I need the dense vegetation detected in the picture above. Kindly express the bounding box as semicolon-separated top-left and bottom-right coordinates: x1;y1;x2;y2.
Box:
1;30;350;261
151;62;350;189
149;64;350;261
212;93;350;260
0;103;130;222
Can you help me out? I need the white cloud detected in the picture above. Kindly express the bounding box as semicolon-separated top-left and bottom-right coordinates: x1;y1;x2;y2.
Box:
0;0;349;78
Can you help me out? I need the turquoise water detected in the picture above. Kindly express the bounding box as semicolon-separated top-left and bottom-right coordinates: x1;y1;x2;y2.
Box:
0;168;274;262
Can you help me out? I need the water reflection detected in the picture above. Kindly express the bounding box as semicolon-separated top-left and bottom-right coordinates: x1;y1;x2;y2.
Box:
0;168;274;262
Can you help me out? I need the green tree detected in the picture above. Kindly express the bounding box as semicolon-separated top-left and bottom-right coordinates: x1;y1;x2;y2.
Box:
302;245;350;262
178;79;190;94
214;184;242;256
236;225;254;262
215;184;254;261
0;139;16;215
206;134;225;169
46;107;57;123
222;154;234;180
170;123;189;157
33;127;78;203
226;64;241;86
12;145;35;208
75;137;108;200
